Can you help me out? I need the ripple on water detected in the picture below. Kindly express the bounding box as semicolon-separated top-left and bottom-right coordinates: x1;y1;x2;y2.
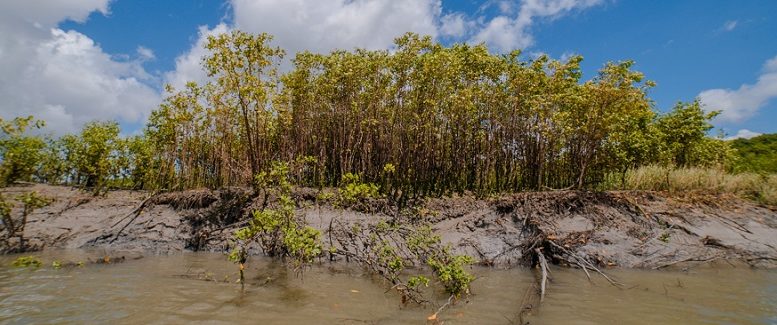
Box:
0;251;775;324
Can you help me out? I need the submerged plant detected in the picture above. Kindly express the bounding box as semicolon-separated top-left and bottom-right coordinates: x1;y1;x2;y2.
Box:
329;218;474;304
11;256;42;268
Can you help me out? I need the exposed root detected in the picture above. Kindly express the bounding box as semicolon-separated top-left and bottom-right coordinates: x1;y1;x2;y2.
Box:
151;190;218;210
535;248;550;302
547;240;622;287
109;194;156;243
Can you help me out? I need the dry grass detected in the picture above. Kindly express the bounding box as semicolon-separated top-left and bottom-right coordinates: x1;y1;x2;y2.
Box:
601;166;777;206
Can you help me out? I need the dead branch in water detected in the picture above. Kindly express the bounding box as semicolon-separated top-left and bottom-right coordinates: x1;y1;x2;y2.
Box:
535;248;550;302
515;283;538;325
426;295;456;323
547;240;622;287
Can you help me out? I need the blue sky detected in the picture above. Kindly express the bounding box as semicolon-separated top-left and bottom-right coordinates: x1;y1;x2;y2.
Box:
2;0;776;139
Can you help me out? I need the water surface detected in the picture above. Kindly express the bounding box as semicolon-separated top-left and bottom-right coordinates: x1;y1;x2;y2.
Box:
0;251;774;324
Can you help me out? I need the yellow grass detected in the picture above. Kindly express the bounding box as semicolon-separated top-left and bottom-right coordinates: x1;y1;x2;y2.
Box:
602;165;777;206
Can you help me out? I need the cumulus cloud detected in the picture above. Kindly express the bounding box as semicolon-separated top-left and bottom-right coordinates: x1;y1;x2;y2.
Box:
439;13;472;38
230;0;441;55
699;55;777;123
0;0;160;135
229;0;605;55
164;23;230;90
165;0;604;93
725;129;762;140
471;0;604;52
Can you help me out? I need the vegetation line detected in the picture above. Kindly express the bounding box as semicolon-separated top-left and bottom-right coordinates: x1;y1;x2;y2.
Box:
2;31;759;202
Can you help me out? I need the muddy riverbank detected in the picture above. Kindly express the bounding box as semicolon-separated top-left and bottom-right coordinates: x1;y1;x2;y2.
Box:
3;184;777;269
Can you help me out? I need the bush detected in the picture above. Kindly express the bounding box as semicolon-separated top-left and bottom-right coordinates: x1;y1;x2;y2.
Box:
0;116;45;186
230;162;322;269
336;173;380;207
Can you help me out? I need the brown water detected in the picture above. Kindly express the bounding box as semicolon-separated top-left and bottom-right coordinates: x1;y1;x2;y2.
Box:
0;251;775;324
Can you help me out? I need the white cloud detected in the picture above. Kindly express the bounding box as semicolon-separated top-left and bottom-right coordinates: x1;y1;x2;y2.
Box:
699;55;777;123
231;0;441;56
0;0;110;28
164;23;230;90
440;13;471;38
498;1;517;14
471;0;604;52
0;0;160;135
725;129;762;140
165;0;605;94
136;46;155;61
722;20;738;32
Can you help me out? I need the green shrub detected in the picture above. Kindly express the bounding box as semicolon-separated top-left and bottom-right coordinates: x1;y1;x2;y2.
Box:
231;162;322;269
0;116;45;186
337;173;380;207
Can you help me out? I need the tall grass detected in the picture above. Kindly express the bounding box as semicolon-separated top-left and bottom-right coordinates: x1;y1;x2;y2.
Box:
600;165;777;206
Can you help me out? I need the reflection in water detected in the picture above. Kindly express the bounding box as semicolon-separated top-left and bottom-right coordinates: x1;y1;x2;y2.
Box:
0;251;775;324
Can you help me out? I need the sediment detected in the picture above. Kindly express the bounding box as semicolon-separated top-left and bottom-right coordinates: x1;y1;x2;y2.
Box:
3;184;776;269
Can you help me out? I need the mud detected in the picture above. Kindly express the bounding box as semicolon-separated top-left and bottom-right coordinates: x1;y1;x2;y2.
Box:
3;184;776;269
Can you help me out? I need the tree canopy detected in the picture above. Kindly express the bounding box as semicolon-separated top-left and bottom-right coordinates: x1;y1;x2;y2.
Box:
0;31;735;197
731;133;777;174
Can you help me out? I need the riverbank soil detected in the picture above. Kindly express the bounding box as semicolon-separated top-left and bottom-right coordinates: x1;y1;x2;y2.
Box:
2;184;776;269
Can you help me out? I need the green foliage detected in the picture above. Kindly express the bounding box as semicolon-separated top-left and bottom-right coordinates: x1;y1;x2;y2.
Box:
1;191;50;251
0;116;45;185
406;275;430;289
336;173;380;207
731;133;777;173
426;254;475;297
205;30;284;185
36;137;69;184
0;193;12;234
656;101;732;167
0;31;750;198
18;191;50;216
231;162;322;268
405;226;474;296
71;121;121;194
11;256;41;268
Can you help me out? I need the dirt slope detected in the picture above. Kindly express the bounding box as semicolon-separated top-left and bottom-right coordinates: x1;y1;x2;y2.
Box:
3;184;776;269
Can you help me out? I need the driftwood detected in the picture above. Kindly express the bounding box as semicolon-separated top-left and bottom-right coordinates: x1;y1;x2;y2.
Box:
547;240;622;287
535;248;550;302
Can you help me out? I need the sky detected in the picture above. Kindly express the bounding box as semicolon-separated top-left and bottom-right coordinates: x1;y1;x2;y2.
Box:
1;0;776;140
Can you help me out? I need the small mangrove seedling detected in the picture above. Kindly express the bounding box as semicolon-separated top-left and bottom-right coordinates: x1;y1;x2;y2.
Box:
659;232;671;243
229;162;323;282
52;261;62;269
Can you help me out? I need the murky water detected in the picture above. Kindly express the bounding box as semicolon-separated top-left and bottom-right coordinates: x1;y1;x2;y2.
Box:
0;251;775;324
